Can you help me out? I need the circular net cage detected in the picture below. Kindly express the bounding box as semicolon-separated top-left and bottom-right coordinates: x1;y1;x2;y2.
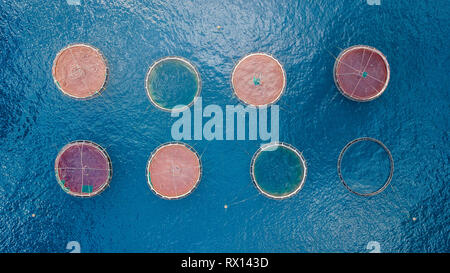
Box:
146;142;202;200
250;142;307;199
231;53;286;107
337;137;394;197
52;43;108;100
333;45;390;102
55;140;113;198
145;57;201;112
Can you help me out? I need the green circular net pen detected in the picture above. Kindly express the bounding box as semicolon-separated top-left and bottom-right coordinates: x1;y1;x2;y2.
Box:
145;57;201;112
250;142;307;199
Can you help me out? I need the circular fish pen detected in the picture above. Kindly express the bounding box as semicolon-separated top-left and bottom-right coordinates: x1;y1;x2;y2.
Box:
250;142;307;199
55;140;112;197
146;142;202;200
232;53;286;107
52;43;108;100
333;45;390;102
337;137;394;197
145;57;201;112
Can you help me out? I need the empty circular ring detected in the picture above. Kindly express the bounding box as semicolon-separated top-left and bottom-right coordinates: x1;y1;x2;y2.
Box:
337;137;394;196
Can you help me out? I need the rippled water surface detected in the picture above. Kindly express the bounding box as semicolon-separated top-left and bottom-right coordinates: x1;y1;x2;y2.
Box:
339;139;392;195
0;0;449;252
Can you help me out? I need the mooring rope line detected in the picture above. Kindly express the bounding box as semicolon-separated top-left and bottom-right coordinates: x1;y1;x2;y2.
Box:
326;48;362;74
227;193;260;207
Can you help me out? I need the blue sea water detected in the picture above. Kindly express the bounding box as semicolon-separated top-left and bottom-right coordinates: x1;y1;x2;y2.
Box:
0;0;448;253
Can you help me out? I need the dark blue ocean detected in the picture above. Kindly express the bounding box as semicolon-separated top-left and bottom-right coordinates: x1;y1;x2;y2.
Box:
0;0;448;253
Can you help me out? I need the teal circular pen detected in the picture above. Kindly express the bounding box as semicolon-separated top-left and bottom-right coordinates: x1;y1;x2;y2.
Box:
251;143;307;199
145;57;201;112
